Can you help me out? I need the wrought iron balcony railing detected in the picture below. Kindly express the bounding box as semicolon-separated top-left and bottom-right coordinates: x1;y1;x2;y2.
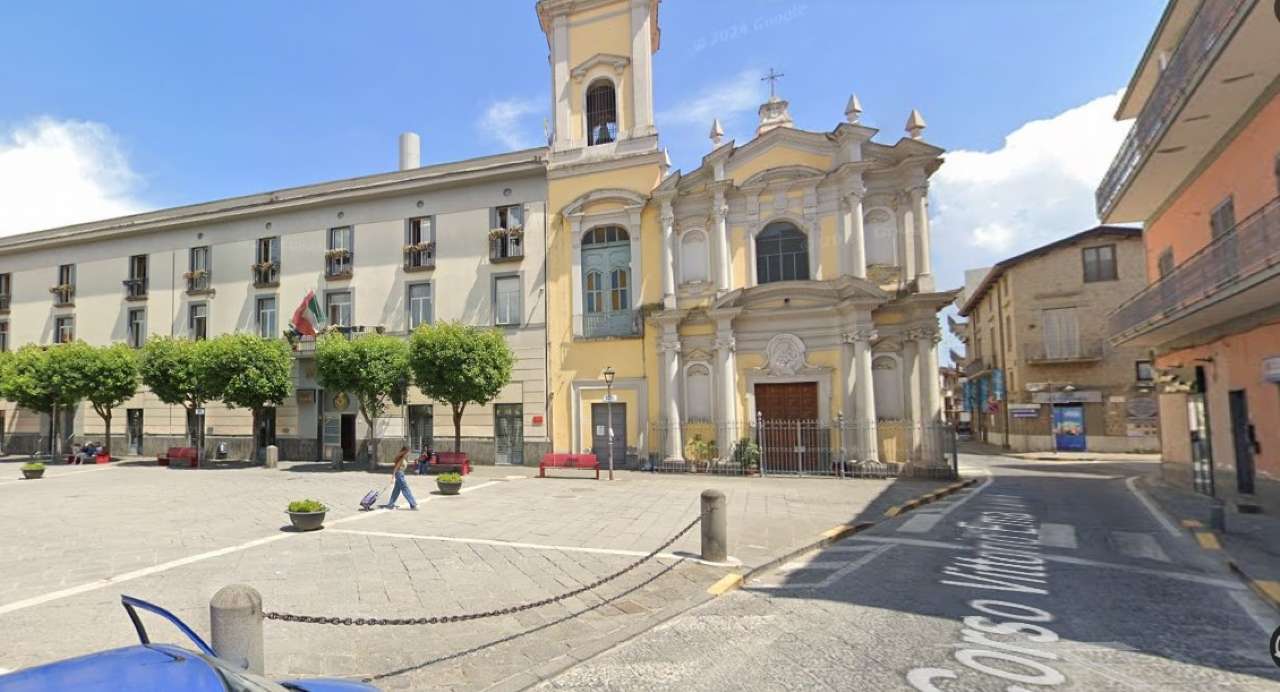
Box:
578;310;642;339
252;262;280;287
1095;0;1251;219
403;242;435;271
185;271;212;294
0;294;10;312
489;229;524;263
1110;196;1280;340
1023;338;1105;364
123;277;148;300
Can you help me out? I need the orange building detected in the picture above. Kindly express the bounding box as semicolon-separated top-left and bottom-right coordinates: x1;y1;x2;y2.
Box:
1099;0;1280;511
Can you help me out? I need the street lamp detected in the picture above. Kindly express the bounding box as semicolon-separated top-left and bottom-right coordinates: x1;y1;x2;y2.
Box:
602;366;616;481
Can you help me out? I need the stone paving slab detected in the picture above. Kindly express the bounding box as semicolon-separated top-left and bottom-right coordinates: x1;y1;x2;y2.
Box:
0;460;945;689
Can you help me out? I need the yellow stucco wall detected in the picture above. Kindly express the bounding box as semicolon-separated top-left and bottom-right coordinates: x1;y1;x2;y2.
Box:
566;5;635;142
728;147;832;185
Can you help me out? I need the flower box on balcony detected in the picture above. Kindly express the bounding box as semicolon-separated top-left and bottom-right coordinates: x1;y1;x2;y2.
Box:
49;284;74;306
489;228;524;263
251;261;280;287
403;242;436;272
122;278;148;300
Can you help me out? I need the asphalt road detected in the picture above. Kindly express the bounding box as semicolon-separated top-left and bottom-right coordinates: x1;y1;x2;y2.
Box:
541;454;1280;691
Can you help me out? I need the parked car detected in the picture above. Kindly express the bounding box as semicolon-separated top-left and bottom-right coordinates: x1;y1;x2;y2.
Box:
0;595;376;691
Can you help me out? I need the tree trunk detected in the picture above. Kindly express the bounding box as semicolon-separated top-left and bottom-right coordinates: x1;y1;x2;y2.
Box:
101;407;112;459
251;408;260;463
452;403;465;454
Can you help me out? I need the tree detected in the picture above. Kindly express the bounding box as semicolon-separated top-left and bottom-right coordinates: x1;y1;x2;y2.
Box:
205;334;293;458
139;337;223;448
59;342;139;458
409;322;514;455
314;333;410;470
1;345;82;456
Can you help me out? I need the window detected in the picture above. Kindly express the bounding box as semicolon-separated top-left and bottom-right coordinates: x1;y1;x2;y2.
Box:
1157;248;1175;278
256;296;277;339
327;226;353;277
1136;360;1155;383
1005;316;1013;353
685;364;712;421
585;80;618;146
1082;245;1117;282
755;222;809;284
680;231;708;283
0;321;7;352
54;315;74;344
609;268;629;310
580;226;635;337
54;264;75;305
1210;196;1236;238
408;283;433;330
124;255;148;299
189;303;208;340
585;271;603;313
188;246;211;292
405;217;435;270
255;237;280;285
1041;307;1079;359
495;205;523;230
491;205;524;261
127;308;146;348
325;291;352;327
0;272;9;311
494;275;521;326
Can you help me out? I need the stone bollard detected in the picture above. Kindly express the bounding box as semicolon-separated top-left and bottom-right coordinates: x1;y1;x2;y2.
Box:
210;584;264;674
700;489;727;563
265;445;279;469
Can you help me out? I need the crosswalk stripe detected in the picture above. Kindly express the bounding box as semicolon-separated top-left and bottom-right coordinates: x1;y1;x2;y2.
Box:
897;512;945;534
1110;530;1170;562
1039;523;1078;549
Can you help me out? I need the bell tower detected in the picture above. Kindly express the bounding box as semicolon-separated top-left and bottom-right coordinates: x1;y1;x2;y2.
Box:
538;0;660;161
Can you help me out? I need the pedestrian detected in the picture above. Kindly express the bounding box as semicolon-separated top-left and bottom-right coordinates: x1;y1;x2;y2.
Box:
381;446;418;510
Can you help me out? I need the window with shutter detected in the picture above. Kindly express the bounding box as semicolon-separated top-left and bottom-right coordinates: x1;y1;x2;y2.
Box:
1210;197;1236;238
1042;307;1079;359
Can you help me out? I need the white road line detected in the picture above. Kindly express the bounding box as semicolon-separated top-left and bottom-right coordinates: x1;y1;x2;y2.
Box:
1229;589;1280;635
1040;523;1079;549
0;479;506;618
778;560;862;571
1109;530;1170;563
897;513;945;534
0;465;116;487
753;544;893;590
1125;475;1181;538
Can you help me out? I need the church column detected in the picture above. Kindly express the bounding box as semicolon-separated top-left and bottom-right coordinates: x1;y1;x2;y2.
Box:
896;192;916;282
850;326;879;460
902;334;920;461
911;184;933;290
551;15;570;149
658;316;683;461
710;309;739;453
659;198;677;308
916;325;943;464
713;187;731;292
844;186;867;280
629;0;655;137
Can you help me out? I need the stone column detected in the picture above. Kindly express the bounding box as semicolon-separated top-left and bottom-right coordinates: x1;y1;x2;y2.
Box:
911;185;933;290
658;320;683;461
844;188;867;280
629;0;655;137
713;189;731;292
916;325;943;464
896;192;916;281
902;335;920;461
849;327;879;461
712;312;739;454
659;199;677;308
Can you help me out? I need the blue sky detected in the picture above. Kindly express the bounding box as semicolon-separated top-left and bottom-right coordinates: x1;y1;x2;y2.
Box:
0;0;1165;350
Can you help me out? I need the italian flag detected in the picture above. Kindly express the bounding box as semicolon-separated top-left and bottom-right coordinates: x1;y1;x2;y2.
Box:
290;290;325;336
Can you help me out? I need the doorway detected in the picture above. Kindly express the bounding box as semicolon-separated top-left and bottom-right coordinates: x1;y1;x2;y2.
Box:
1229;390;1256;495
1051;404;1086;452
256;408;277;451
494;404;524;465
126;409;143;455
340;414;357;462
408;404;433;454
591;402;626;468
754;382;822;473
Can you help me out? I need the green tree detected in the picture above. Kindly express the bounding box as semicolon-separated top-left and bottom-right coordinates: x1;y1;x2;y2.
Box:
409;322;514;454
205;334;293;458
139;337;223;447
1;345;82;456
315;333;410;469
58;342;139;458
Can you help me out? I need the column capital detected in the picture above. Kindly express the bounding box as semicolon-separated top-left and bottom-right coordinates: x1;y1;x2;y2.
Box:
842;327;878;344
910;324;941;344
714;334;736;353
660;206;675;227
841;185;866;209
659;335;682;354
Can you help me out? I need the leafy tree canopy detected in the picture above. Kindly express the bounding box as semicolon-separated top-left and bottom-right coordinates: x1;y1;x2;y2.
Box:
206;334;293;413
139;337;222;409
409;322;514;452
315;333;410;427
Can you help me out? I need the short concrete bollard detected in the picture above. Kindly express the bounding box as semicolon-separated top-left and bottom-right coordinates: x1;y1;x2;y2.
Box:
701;489;727;563
265;445;279;469
210;584;264;674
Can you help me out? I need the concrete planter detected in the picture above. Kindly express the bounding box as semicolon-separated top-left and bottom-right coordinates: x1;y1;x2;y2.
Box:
436;480;462;496
287;510;326;531
21;468;45;480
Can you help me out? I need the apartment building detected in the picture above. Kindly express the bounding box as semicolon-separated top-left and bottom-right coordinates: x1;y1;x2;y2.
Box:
955;226;1161;453
1098;0;1280;509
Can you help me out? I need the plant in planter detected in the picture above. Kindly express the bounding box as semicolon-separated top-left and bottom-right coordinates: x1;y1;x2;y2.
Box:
732;437;761;475
436;471;463;495
684;435;717;473
285;498;328;531
21;462;45;480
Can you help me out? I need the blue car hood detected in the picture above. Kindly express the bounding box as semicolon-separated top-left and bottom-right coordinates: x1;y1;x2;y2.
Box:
280;679;380;691
0;645;225;692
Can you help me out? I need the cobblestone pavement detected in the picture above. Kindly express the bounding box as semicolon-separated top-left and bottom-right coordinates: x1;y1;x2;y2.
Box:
0;458;943;689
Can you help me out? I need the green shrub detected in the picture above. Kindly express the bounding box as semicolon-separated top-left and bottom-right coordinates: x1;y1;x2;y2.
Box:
732;438;760;470
287;499;327;513
21;462;45;471
436;472;463;484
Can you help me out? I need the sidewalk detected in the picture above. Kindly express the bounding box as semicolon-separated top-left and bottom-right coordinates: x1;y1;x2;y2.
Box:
956;440;1160;463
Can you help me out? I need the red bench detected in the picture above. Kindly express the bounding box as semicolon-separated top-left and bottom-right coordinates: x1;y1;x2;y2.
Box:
539;453;599;479
158;447;198;468
429;451;471;475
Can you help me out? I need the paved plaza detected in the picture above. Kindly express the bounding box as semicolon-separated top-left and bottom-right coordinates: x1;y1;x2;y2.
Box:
0;457;945;690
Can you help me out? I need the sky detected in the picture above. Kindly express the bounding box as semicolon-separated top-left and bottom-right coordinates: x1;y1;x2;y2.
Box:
0;0;1165;360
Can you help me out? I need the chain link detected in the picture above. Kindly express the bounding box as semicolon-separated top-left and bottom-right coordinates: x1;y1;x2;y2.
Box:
264;510;705;626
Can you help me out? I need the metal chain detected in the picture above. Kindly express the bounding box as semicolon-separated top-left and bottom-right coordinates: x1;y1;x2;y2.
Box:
264;510;705;626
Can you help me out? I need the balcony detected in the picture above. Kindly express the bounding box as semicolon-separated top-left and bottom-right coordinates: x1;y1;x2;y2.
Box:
1096;0;1272;222
962;357;989;378
578;310;642;339
252;261;280;287
325;250;352;279
403;242;436;272
1110;196;1280;348
184;270;213;295
123;278;148;300
1023;338;1105;365
49;285;74;307
0;294;9;313
489;229;524;263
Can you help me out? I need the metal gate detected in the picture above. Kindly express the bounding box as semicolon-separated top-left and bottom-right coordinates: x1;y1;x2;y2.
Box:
494;404;523;465
757;418;835;475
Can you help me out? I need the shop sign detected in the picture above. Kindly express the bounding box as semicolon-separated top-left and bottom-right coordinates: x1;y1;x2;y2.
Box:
1032;390;1103;404
1263;356;1280;383
1009;403;1041;418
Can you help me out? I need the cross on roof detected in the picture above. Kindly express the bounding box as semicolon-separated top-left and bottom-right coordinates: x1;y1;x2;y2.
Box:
762;68;785;99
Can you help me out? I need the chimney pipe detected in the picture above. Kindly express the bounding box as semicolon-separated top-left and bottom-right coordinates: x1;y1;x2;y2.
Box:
398;132;420;171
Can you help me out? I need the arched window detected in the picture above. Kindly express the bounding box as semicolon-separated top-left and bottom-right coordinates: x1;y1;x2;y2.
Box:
581;225;634;337
685;364;712;421
756;221;809;284
872;355;905;420
586;80;618;146
680;230;708;283
864;209;897;266
585;271;604;313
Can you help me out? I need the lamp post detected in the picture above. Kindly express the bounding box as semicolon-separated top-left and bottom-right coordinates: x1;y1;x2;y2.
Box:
603;366;616;481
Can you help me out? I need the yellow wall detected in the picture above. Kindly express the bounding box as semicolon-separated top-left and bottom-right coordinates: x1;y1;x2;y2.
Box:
566;4;635;140
819;216;839;278
729;147;832;185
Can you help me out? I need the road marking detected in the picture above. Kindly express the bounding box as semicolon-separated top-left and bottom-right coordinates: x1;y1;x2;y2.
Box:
1194;531;1222;551
707;573;743;595
897;512;945;534
0;465;116;487
0;479;505;618
1039;523;1078;549
1228;588;1280;635
1110;531;1170;562
779;560;865;571
752;544;893;590
1124;476;1181;538
1181;519;1203;529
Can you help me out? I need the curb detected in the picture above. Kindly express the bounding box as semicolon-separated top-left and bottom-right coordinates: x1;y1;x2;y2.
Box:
884;478;977;518
1227;560;1280;613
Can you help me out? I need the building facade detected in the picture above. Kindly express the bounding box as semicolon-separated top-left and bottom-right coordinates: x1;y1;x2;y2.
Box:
955;226;1162;453
0;0;953;472
1098;0;1280;509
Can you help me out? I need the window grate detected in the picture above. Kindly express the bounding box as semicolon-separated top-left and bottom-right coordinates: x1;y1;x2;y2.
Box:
586;82;618;146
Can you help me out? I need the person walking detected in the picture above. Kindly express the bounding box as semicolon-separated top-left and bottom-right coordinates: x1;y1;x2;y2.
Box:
381;446;419;510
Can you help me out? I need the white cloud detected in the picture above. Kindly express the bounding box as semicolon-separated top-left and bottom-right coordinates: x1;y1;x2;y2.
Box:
930;89;1133;288
0;118;146;237
479;97;544;150
658;68;765;127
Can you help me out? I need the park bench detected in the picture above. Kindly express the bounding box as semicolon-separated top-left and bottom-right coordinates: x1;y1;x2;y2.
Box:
428;451;471;475
158;447;198;469
539;453;599;479
64;450;112;464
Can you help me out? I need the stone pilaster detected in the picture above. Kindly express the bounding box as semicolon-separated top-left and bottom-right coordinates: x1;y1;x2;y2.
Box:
843;184;867;280
911;184;933;291
712;185;731;292
657;316;683;461
659;198;676;308
844;326;879;461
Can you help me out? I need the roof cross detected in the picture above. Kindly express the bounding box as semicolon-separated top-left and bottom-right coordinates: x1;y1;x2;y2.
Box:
761;68;785;99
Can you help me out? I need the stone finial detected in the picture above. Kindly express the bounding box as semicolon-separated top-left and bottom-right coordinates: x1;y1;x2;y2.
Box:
756;97;794;136
710;118;724;146
661;147;672;168
844;94;863;124
906;109;927;139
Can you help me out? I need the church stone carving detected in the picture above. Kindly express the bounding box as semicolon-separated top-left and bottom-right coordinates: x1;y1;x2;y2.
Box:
762;333;810;376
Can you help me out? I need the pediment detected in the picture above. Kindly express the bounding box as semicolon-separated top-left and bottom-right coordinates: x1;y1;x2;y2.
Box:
561;187;648;217
712;276;890;311
570;53;630;82
739;164;827;189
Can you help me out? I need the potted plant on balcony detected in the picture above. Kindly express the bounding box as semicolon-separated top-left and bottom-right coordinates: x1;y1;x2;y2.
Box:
285;498;328;531
323;249;351;260
435;471;463;495
21;462;45;480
